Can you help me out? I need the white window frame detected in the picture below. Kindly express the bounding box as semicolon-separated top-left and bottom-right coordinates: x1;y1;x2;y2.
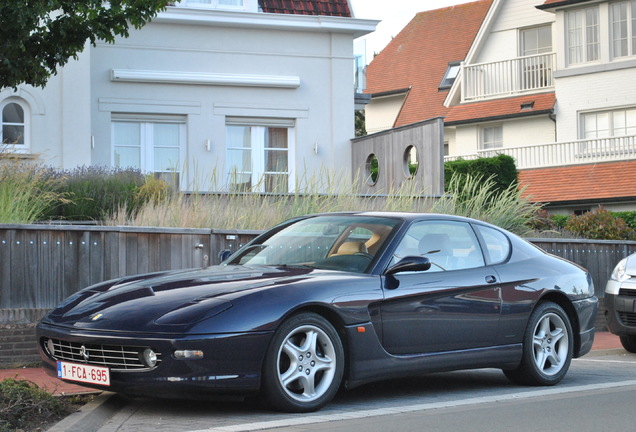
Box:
225;118;295;193
479;124;503;150
1;99;30;153
580;107;636;138
610;0;636;59
111;115;186;185
566;6;600;65
520;25;553;57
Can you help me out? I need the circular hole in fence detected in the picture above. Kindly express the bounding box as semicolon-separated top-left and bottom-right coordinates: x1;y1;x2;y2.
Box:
366;153;379;186
404;145;419;178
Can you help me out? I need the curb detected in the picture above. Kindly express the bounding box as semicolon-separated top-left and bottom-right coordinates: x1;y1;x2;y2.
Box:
47;392;127;432
586;348;629;357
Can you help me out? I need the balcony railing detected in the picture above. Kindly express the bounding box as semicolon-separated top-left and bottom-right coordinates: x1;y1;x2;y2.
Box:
461;53;556;102
445;135;636;170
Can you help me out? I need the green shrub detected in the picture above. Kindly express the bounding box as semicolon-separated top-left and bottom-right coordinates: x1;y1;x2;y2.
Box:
444;154;518;195
613;211;636;230
136;175;170;204
431;173;542;235
551;214;569;229
565;207;636;240
0;378;77;432
0;153;66;224
50;166;147;221
526;209;557;232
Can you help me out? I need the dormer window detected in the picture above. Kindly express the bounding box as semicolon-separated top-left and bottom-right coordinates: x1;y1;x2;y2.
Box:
439;61;461;90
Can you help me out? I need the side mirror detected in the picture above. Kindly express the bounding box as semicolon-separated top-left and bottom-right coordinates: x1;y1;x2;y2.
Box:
386;256;431;275
218;249;232;262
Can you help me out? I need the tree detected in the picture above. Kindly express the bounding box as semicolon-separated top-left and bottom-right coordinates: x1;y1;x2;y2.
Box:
0;1;168;90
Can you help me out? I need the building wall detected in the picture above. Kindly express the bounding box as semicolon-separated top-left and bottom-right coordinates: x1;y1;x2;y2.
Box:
448;115;555;157
364;94;407;135
1;8;376;193
554;65;636;143
475;0;554;64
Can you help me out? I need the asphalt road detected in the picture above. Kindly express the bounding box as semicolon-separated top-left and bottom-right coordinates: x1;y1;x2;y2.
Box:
89;350;636;432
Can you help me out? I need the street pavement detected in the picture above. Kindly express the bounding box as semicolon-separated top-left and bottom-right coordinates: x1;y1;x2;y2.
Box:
0;332;630;431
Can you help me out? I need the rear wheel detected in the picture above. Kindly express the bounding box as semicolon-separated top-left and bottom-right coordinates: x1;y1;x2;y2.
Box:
619;335;636;353
262;312;344;412
504;302;573;386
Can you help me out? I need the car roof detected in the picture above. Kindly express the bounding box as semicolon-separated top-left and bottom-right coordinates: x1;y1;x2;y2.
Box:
303;211;487;225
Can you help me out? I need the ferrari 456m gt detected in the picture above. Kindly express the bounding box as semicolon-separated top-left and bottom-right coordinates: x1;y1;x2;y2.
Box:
37;212;598;412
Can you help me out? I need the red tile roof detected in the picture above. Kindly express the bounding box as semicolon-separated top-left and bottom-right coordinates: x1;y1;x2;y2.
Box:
365;0;493;127
519;161;636;203
445;92;556;124
537;0;596;9
259;0;351;16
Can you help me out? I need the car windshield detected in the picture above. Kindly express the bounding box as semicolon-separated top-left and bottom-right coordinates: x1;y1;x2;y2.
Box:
226;215;401;273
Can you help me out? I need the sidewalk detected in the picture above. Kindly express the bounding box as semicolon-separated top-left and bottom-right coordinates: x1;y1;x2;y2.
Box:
0;331;626;396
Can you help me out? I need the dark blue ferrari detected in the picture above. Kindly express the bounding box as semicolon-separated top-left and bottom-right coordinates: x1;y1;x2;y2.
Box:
37;212;598;412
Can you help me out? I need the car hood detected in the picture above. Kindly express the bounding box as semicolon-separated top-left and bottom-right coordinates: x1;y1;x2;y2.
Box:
42;265;317;333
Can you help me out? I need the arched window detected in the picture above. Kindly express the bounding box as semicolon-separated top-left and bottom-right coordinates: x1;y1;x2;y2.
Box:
1;100;29;151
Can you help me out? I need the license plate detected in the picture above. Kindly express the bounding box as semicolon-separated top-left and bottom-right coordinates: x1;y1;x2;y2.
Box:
57;361;110;386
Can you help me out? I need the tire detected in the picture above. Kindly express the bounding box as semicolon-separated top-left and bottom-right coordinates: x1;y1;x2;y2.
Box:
619;335;636;353
262;312;344;412
504;302;573;386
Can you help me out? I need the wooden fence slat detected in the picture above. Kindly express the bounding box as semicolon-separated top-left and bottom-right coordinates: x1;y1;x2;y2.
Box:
0;230;11;308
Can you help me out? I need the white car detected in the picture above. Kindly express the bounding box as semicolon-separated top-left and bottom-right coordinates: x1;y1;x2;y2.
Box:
606;254;636;352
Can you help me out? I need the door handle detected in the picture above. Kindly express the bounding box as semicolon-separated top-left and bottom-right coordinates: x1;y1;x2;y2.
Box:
485;275;497;284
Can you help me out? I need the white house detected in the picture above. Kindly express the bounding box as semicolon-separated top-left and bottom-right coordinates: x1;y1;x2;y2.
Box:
0;0;378;193
365;0;636;213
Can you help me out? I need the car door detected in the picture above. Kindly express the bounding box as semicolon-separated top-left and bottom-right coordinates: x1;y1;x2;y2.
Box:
380;220;502;355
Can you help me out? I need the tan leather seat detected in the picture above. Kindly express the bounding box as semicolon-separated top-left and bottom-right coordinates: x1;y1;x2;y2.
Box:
332;241;368;256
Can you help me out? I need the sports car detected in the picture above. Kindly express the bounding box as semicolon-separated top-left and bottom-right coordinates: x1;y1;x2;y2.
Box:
37;212;598;412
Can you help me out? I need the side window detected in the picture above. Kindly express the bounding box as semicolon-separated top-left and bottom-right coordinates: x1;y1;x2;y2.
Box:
474;225;511;264
392;221;485;272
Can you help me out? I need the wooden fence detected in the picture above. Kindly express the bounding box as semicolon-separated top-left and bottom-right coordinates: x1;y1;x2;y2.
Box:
0;224;261;321
2;225;635;365
2;224;636;323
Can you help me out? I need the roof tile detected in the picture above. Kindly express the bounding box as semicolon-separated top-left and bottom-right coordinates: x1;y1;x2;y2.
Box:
538;0;596;8
259;0;351;16
445;92;556;124
365;0;493;127
519;161;636;203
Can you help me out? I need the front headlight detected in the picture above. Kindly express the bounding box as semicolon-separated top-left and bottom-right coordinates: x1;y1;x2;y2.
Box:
143;349;158;368
611;258;630;282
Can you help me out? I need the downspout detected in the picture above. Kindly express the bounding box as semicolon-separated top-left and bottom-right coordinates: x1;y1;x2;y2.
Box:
548;109;556;141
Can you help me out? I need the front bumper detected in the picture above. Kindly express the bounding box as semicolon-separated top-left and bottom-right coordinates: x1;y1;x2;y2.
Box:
36;322;273;398
573;296;599;358
605;292;636;337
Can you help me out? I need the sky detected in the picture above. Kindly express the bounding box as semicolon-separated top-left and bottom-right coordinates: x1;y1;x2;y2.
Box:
349;0;476;62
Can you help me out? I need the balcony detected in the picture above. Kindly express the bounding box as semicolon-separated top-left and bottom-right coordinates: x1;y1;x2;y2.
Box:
445;135;636;170
461;53;556;102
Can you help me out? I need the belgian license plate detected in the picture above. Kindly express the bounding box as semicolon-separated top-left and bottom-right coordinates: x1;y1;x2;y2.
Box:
57;361;110;386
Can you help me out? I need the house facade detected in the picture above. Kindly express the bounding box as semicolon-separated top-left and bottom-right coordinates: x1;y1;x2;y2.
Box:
365;0;636;214
0;0;378;193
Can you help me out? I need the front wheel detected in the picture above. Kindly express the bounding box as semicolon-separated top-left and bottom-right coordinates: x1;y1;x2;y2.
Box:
262;312;344;412
504;302;573;386
620;335;636;353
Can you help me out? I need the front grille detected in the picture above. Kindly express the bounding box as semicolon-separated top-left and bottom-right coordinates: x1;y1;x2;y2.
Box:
618;312;636;327
619;288;636;297
43;338;161;371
